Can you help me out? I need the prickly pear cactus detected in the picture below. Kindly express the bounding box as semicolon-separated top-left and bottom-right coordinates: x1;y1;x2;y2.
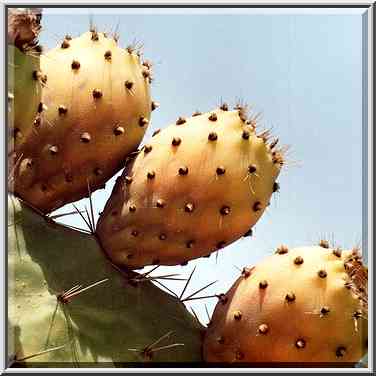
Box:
203;244;368;364
11;30;154;214
8;195;203;366
96;105;284;269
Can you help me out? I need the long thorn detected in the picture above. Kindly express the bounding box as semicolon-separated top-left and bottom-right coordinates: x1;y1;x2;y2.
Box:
151;343;184;353
147;331;174;350
181;294;219;302
141;265;160;278
205;304;211;323
179;266;196;300
72;204;92;232
16;343;67;362
190;306;201;325
84;206;94;233
181;280;218;302
64;278;108;300
153;280;179;298
49;210;85;220
87;180;96;231
61;284;82;297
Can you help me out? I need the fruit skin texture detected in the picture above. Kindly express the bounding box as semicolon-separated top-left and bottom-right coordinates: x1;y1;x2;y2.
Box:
96;107;282;269
8;44;42;155
12;31;152;214
203;245;368;364
8;194;203;365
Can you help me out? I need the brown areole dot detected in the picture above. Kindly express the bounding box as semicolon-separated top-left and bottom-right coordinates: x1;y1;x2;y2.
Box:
216;166;226;175
94;167;103;176
58;105;67;115
176;117;186;125
320;306;330;315
151;101;159;111
242;267;252;278
152;259;160;265
159;233;167;240
208;132;218;141
217;241;226;249
248;164;257;174
186;240;195;248
37;102;45;113
178;166;189;175
336;346;346;358
33;117;41;127
124;80;134;90
91;31;99;41
295;339;306;349
233;310;242;320
144;144;152;154
184;203;194;213
65;35;72;41
41;184;48;192
147;171;155;180
235;350;244;361
318;269;327;278
294;256;304;265
242;130;250;140
61;39;70;49
71;60;81;70
217;336;225;344
114;126;125;136
258;324;269;334
92;88;103;99
333;248;342;258
142;69;150;79
208;113;218;121
276;245;288;255
220;103;229;111
152;129;161;137
139;117;148;127
80;132;91;143
131;230;139;237
285;292;296;303
172;137;181;146
180;261;188;266
48;145;58;155
65;173;73;183
104;50;112;60
218;293;228;305
220;206;231;215
129;204;137;213
319;240;329;249
156;199;165;208
243;228;253;237
259;280;268;289
125;176;133;185
270;138;279;149
192;111;202;117
273;182;280;193
253;201;262;212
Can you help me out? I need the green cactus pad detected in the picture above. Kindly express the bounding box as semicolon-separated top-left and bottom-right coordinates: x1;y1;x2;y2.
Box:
8;195;204;367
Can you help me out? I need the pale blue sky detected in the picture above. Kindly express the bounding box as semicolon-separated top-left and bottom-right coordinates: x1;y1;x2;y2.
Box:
39;8;366;324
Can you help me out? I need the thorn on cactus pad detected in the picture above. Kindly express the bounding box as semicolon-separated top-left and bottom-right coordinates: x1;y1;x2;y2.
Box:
285;292;296;303
156;199;165;208
92;88;103;99
131;230;139;237
37;102;47;113
273;182;280;193
217;336;225;344
294;256;304;265
336;346;346;358
217;241;226;249
216;166;226;175
80;132;91;143
180;261;188;266
295;339;306;349
58;105;67;115
144;144;152;154
333;248;342;258
258;324;269;334
65;34;72;40
318;270;327;278
125;176;133;185
248;164;257;174
276;245;288;255
147;171;155;179
186;240;195;249
270;138;279;149
172;137;181;146
61;39;70;49
184;203;194;213
159;233;167;240
178;166;189;175
142;68;150;79
208;132;218;141
259;280;268;289
253;201;262;212
124;80;134;90
114;126;125;136
176;117;186;125
33;116;41;127
319;239;330;249
220;103;229;111
152;129;161;137
242;267;253;278
208;113;217;121
235;350;244;361
192;111;202;117
104;50;112;60
217;293;228;305
233;310;242;320
91;31;99;41
139;117;148;127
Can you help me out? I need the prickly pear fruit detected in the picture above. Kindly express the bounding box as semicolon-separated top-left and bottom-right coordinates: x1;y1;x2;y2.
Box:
8;8;43;157
96;105;284;269
11;30;153;214
8;194;203;365
203;244;368;364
